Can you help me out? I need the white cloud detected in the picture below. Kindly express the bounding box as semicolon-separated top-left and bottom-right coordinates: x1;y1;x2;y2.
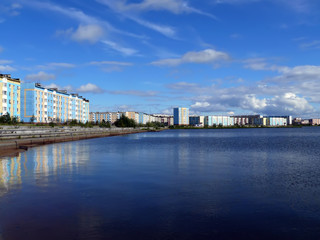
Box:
89;60;133;72
166;63;319;117
272;65;320;83
89;61;133;66
151;49;230;66
97;0;216;17
300;40;320;49
25;1;142;40
107;90;158;97
97;0;216;38
191;101;210;108
0;60;13;64
71;24;104;43
0;2;23;17
243;58;287;72
214;0;260;4
58;24;104;43
37;62;76;70
189;92;314;116
48;62;76;68
101;40;139;56
129;16;176;38
167;82;199;90
77;83;104;93
43;83;73;92
0;65;16;72
25;71;56;82
214;0;314;13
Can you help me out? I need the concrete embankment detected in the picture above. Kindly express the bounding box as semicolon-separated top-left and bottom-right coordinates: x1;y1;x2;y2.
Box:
0;126;148;157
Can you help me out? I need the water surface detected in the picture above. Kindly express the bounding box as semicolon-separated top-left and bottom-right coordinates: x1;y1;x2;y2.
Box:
1;128;320;239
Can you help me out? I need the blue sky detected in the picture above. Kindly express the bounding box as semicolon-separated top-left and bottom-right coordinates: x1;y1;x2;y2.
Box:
1;0;320;117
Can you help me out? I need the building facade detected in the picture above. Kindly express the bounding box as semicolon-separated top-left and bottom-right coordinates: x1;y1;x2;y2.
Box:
204;116;234;127
0;74;21;118
21;83;89;123
189;116;205;126
309;119;320;125
173;107;189;125
89;112;121;124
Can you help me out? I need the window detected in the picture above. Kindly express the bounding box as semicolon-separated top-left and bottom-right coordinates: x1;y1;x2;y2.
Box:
3;107;6;111
3;83;7;87
2;99;6;103
3;91;6;95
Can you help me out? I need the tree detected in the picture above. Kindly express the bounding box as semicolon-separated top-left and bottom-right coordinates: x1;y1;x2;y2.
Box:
0;113;12;124
11;116;18;125
30;115;36;124
114;116;136;128
99;119;111;128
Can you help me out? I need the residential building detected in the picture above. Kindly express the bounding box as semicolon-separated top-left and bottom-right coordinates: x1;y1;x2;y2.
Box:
89;112;121;124
265;116;291;126
204;116;234;127
0;74;21;118
189;116;205;126
309;119;320;125
173;107;189;125
153;114;174;126
21;83;89;123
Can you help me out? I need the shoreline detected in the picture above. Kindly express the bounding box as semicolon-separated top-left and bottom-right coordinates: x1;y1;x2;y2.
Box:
0;128;151;158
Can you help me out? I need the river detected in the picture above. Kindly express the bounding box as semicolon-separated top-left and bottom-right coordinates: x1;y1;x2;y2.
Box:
0;128;320;239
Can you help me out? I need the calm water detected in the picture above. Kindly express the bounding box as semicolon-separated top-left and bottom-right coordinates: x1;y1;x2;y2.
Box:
0;128;320;239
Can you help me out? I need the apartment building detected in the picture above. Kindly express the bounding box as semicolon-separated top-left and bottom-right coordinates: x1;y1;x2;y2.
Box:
204;116;234;127
21;83;89;123
89;112;121;124
173;107;189;125
0;74;20;118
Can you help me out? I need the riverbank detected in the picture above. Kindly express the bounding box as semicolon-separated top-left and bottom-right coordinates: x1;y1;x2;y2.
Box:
0;126;155;157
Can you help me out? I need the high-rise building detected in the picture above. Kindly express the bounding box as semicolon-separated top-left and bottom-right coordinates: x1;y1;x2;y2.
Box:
21;83;89;123
0;74;21;118
173;107;189;125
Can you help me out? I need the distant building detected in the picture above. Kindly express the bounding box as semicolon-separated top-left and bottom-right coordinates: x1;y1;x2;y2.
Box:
153;114;174;126
205;116;234;127
265;116;291;126
0;74;21;118
232;115;292;126
173;107;189;125
21;83;89;123
189;116;205;126
89;112;121;124
309;119;320;125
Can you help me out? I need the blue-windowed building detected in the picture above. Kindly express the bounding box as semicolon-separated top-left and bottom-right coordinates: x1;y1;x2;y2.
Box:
21;83;89;123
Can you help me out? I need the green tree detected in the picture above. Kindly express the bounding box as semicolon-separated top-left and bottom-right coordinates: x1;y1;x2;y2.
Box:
99;119;111;128
0;113;12;124
114;116;136;128
30;115;36;124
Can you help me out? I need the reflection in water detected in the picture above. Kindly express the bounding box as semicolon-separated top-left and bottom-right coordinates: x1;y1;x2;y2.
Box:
1;129;320;239
0;141;89;195
0;155;21;196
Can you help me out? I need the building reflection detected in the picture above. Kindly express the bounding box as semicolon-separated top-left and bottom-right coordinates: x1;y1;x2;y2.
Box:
0;141;90;196
0;155;22;196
